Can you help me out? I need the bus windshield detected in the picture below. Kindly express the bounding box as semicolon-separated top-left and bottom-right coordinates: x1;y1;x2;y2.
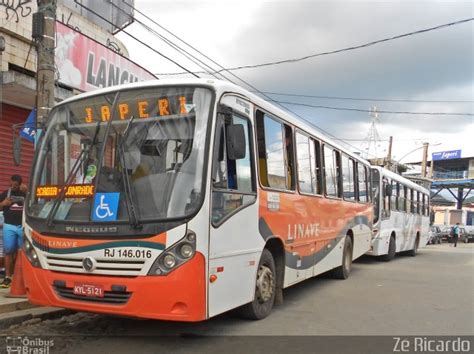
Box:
27;86;212;224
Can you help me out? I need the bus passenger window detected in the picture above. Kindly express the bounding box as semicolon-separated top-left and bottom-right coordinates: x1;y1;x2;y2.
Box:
382;177;391;218
341;155;355;201
357;164;368;202
296;132;316;194
211;113;255;225
324;145;340;198
390;181;397;211
256;111;293;190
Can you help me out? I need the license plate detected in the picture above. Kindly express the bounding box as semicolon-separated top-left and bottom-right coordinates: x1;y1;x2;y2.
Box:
73;283;104;298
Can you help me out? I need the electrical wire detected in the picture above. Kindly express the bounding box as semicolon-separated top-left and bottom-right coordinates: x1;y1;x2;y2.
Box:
109;1;230;82
272;101;474;116
156;17;474;75
72;0;199;78
257;91;474;104
116;1;380;158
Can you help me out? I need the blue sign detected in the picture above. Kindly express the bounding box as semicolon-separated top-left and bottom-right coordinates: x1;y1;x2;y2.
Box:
432;150;462;161
92;193;120;222
20;109;37;143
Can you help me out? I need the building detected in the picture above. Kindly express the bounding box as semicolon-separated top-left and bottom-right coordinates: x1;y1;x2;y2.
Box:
405;151;474;227
0;0;154;192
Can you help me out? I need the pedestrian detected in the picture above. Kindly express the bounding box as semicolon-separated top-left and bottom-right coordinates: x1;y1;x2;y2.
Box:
452;223;460;248
0;175;27;288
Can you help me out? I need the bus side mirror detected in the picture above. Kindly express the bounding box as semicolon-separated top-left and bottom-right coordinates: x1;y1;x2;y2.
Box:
226;124;246;160
13;136;22;166
384;184;393;197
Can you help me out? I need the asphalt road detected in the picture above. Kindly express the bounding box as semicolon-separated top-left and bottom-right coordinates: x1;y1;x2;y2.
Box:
1;242;473;353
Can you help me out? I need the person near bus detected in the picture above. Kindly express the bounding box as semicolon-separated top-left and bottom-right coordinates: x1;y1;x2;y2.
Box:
452;223;460;247
0;175;27;288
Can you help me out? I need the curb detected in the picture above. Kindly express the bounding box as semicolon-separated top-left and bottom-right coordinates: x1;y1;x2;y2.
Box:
0;307;73;331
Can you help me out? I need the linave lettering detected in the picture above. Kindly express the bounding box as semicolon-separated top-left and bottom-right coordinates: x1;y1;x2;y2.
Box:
287;223;320;240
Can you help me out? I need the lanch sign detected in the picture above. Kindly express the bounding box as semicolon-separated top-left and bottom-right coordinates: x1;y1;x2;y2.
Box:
56;21;156;92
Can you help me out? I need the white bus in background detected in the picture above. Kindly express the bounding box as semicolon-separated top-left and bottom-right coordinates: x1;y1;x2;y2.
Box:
368;166;430;261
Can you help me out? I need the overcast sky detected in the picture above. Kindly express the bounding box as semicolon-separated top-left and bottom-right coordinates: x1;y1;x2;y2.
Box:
117;0;474;164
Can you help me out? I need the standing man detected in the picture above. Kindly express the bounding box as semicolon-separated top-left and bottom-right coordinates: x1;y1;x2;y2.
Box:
0;175;26;288
452;223;460;248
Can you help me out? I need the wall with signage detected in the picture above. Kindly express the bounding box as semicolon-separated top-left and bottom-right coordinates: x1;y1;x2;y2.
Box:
432;150;462;161
0;2;131;75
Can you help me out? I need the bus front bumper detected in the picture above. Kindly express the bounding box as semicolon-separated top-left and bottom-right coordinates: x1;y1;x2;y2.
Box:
22;252;207;322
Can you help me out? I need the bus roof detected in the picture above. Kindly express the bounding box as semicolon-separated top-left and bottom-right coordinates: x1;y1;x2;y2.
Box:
57;78;371;166
372;166;430;194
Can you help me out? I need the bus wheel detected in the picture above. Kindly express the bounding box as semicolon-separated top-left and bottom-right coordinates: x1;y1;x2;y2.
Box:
332;236;353;280
239;249;276;320
408;235;419;257
380;235;396;262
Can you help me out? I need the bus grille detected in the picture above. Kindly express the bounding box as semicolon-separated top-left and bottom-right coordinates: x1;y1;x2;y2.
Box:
45;255;146;276
53;283;131;305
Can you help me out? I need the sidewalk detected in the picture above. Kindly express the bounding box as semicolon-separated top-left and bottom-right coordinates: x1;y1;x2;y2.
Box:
0;288;35;314
0;286;69;331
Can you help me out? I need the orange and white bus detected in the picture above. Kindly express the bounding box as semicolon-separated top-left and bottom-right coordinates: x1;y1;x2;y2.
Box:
23;79;373;321
367;166;430;261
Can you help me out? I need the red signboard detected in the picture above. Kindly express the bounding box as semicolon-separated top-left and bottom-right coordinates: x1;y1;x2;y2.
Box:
55;22;156;92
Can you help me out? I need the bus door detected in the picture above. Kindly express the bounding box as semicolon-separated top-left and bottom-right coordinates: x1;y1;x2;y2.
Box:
208;96;262;317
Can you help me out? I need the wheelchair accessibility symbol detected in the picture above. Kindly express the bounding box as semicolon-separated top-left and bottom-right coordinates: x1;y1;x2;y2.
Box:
92;193;120;221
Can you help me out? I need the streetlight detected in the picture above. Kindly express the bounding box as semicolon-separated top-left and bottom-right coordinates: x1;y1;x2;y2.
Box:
394;142;441;176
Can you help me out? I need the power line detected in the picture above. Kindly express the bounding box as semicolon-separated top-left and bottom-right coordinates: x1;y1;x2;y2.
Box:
109;1;229;82
156;17;474;75
118;2;379;158
258;91;474;104
72;0;199;78
272;101;474;116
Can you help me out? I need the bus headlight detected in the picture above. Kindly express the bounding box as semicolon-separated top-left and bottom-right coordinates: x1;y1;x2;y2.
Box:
163;254;176;269
179;244;194;259
23;238;42;268
148;229;196;276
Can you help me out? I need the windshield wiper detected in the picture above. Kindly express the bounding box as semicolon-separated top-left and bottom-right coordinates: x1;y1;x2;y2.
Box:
46;121;101;226
116;116;141;229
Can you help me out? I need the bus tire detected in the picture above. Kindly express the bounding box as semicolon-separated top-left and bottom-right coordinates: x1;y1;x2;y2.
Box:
380;235;396;262
408;235;419;257
239;249;276;320
332;236;353;280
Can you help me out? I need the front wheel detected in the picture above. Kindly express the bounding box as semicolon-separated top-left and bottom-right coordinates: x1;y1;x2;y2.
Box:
332;236;353;280
239;249;276;320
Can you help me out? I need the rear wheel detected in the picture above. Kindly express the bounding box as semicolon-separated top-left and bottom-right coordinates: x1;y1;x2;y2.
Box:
380;235;396;262
408;235;419;257
332;236;353;280
239;249;276;320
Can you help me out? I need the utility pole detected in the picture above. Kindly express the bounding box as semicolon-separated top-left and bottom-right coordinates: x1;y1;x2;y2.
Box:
421;142;429;178
33;0;57;127
385;136;393;171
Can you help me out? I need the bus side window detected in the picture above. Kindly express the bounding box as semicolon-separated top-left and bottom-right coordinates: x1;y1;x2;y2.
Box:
295;132;318;194
323;145;340;198
256;111;294;191
341;154;355;201
314;139;323;194
390;180;397;211
357;163;368;203
406;188;411;213
382;177;390;218
211;113;256;226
